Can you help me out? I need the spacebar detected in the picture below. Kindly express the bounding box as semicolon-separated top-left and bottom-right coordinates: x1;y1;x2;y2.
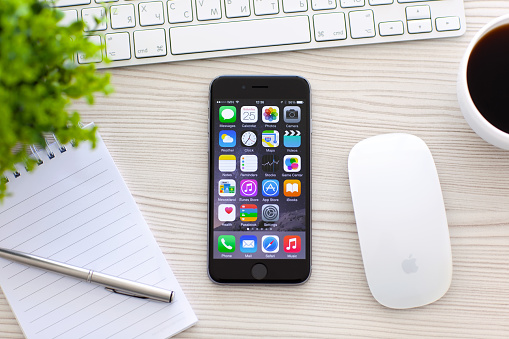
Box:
169;16;311;55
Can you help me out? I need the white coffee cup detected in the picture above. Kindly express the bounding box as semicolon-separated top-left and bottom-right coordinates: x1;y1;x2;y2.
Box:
457;14;509;150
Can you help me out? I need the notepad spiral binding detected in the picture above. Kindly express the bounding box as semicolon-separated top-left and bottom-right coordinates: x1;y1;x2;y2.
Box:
3;134;68;183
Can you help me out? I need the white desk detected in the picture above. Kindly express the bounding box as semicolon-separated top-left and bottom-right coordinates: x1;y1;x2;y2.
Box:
1;1;509;337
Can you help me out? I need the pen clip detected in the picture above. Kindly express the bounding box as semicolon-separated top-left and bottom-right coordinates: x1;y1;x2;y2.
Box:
105;287;150;300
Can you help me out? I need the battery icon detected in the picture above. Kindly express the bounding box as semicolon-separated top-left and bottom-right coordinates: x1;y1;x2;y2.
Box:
296;101;304;104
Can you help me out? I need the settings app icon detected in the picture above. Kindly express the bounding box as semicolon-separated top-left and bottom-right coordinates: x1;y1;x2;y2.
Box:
262;204;279;222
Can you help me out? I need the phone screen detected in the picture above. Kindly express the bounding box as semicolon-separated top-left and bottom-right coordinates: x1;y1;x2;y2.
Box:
208;76;311;283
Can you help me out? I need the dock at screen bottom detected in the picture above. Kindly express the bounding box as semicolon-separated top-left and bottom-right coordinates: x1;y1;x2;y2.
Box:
213;232;306;259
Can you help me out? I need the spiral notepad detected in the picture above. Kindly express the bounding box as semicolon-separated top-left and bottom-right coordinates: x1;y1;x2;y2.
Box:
0;125;197;338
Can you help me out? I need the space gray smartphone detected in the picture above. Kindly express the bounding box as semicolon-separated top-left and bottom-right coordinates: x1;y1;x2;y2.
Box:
208;76;311;283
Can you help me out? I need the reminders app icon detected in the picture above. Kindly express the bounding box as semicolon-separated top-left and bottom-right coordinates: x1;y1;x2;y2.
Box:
240;235;257;253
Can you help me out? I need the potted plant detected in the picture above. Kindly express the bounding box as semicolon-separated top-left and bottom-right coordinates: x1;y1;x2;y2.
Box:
0;0;112;200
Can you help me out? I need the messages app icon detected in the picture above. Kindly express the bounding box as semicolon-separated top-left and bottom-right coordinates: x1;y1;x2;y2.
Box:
219;106;236;123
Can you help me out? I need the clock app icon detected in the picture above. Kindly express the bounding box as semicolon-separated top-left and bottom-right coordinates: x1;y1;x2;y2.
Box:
241;131;257;147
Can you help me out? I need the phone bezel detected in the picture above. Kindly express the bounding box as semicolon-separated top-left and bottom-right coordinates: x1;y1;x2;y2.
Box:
208;76;312;284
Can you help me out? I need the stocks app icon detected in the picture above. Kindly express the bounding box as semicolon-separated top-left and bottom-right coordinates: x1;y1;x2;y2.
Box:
261;155;280;172
262;204;279;222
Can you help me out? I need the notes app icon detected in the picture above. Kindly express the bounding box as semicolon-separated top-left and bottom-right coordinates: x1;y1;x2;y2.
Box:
219;155;236;172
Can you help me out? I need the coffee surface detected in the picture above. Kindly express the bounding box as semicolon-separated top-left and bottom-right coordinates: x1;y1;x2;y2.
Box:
467;23;509;133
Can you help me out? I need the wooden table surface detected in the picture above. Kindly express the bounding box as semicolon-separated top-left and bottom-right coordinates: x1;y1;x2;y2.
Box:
2;1;509;337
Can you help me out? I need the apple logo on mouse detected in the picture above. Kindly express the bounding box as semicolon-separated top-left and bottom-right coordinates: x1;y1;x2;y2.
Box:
401;255;419;274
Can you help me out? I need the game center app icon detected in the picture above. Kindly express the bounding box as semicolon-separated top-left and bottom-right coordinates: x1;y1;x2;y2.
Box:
262;130;279;147
218;179;235;197
284;155;301;172
241;106;258;123
262;106;279;123
219;106;236;123
218;235;235;253
240;204;257;222
262;235;279;253
284;235;301;253
240;235;257;253
219;130;236;147
218;204;236;221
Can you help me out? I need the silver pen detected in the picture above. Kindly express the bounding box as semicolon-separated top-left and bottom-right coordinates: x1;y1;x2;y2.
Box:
0;247;174;303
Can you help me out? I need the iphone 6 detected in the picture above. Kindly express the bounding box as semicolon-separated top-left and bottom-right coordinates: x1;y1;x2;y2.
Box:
208;76;311;283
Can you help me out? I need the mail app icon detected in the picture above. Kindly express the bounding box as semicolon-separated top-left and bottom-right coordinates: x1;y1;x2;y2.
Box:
240;235;257;253
243;240;255;248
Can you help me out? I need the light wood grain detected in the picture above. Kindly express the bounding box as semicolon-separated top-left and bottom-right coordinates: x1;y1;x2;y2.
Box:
2;1;509;338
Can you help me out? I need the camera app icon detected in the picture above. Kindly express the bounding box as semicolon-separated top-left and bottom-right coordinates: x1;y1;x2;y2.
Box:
284;106;301;123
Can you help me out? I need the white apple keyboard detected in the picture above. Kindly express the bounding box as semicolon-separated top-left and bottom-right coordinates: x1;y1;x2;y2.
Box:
56;0;466;68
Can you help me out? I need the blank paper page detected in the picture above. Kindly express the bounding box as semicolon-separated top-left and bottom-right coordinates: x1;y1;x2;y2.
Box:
0;129;197;338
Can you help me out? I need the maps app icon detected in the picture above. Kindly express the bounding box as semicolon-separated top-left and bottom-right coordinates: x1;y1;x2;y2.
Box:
262;130;279;147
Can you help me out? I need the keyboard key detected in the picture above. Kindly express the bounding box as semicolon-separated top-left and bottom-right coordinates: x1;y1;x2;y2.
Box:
369;0;392;5
196;0;222;20
349;10;375;38
225;0;251;18
407;18;432;33
311;0;336;10
139;2;165;26
406;5;430;20
168;0;193;23
77;35;102;64
436;16;460;31
57;9;78;27
134;29;167;58
169;16;311;54
110;4;136;29
313;13;346;41
54;0;90;7
283;0;308;13
340;0;364;8
106;32;131;61
254;0;279;15
82;7;107;31
379;20;403;36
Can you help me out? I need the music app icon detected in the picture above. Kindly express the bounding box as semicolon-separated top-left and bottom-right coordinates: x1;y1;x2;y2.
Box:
284;235;301;253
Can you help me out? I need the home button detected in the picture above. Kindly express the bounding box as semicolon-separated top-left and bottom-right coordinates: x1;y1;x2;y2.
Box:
251;263;267;280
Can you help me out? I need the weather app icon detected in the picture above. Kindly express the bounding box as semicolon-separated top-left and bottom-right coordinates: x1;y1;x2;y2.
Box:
262;179;279;197
219;130;236;147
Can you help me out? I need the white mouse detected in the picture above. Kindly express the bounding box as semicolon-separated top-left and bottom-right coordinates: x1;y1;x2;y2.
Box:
348;133;452;309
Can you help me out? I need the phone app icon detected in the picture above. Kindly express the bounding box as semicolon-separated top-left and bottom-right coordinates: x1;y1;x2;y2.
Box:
218;235;235;253
219;155;236;172
262;204;279;222
284;235;301;253
262;106;279;123
284;180;301;197
240;155;258;172
240;235;257;253
284;130;301;148
240;204;258;222
219;179;235;197
284;106;301;123
218;204;236;221
261;155;280;172
262;179;279;197
262;235;279;253
240;179;258;197
241;131;257;147
219;106;236;123
262;130;279;147
219;130;236;147
241;106;258;123
283;155;301;172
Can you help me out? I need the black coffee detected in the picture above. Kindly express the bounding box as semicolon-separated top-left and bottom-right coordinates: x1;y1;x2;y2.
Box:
467;23;509;133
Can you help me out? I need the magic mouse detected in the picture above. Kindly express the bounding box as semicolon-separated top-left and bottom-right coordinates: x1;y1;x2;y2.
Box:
348;133;452;309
